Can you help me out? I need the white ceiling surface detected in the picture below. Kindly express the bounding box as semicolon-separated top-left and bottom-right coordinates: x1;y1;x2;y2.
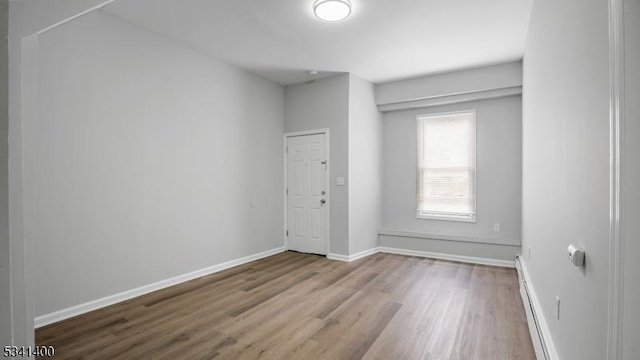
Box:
103;0;533;86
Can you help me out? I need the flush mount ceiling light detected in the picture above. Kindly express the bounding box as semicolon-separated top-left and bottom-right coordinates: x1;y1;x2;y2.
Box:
313;0;352;22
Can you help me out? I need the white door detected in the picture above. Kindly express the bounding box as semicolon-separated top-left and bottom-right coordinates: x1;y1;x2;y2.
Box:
287;134;327;255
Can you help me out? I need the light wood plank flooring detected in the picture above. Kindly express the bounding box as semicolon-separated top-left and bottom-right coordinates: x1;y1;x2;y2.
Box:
36;251;536;359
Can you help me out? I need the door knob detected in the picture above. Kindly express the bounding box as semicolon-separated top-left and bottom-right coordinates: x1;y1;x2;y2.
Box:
320;199;326;204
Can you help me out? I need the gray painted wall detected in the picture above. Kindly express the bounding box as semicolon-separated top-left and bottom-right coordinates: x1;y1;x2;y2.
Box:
622;0;640;358
0;0;11;347
381;96;522;261
35;10;284;316
9;1;153;346
522;0;610;359
375;62;522;106
9;0;114;347
379;235;521;261
284;75;350;256
348;74;383;255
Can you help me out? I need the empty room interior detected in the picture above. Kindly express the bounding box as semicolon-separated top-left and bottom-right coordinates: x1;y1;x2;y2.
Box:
1;0;639;359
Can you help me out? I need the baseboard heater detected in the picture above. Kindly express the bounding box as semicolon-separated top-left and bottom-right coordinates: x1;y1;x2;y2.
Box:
515;255;549;360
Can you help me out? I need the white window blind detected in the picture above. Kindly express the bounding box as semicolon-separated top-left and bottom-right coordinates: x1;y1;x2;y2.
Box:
416;111;476;221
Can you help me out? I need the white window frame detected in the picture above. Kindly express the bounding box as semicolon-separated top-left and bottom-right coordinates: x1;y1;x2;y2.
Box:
416;110;477;223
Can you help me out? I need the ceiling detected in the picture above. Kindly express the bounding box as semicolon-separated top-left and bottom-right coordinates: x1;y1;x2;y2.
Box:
103;0;534;86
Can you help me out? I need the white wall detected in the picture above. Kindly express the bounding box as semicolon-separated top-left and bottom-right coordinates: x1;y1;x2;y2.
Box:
522;0;611;359
284;75;350;256
348;74;383;255
622;0;640;358
381;96;522;261
34;10;284;317
0;0;10;347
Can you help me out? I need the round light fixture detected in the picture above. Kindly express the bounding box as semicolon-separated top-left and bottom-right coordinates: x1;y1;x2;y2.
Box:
313;0;352;22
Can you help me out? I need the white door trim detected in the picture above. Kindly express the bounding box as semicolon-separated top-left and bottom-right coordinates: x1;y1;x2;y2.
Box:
10;2;117;347
283;129;331;256
607;0;625;358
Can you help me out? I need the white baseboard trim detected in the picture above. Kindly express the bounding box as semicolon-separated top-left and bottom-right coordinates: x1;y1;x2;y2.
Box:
35;246;285;328
349;247;379;261
517;256;559;360
378;246;515;268
326;253;350;262
327;247;380;262
36;244;514;327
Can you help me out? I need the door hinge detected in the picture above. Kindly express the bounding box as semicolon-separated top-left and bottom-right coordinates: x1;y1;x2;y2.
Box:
285;146;288;153
286;188;288;195
286;230;288;236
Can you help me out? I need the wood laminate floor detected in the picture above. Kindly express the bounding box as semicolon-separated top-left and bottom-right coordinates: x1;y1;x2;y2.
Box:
36;251;536;360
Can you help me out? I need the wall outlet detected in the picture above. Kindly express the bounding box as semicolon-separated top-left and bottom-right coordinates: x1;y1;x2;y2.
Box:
528;246;532;259
555;296;561;319
493;223;501;232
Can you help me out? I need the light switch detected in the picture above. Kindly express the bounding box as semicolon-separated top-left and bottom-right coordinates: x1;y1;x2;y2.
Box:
336;177;345;186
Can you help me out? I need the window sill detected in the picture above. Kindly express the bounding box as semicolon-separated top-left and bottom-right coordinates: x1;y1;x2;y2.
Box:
416;213;476;223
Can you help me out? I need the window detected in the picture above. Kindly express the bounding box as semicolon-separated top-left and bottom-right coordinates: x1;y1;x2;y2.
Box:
416;111;476;222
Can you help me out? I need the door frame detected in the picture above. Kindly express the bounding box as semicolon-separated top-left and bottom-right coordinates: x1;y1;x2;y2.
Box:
606;0;626;358
283;129;331;256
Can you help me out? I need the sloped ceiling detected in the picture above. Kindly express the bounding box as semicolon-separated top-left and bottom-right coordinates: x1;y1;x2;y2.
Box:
103;0;533;86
